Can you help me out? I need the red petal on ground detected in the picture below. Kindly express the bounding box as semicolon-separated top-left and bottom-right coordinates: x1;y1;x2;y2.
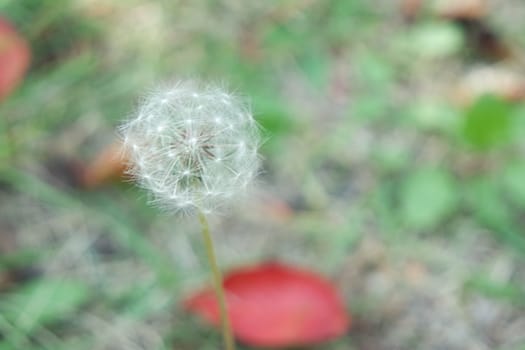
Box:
0;17;31;102
184;262;350;348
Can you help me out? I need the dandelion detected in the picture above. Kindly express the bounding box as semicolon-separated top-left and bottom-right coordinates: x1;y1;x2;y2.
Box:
120;80;261;215
119;80;262;350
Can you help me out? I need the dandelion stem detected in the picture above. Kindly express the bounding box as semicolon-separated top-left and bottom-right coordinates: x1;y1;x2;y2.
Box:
198;211;236;350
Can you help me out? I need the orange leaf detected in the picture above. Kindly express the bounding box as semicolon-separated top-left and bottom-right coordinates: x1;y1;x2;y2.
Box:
80;141;128;189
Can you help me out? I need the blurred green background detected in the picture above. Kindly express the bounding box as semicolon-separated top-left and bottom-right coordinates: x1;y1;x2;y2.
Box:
1;0;525;349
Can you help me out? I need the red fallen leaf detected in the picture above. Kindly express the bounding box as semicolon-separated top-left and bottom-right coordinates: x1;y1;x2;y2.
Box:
0;17;30;102
184;262;350;348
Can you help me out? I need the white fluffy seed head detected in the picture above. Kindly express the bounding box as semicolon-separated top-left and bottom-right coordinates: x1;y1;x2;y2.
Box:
119;80;261;214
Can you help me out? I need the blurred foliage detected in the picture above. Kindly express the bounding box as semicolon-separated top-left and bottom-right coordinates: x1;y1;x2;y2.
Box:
1;0;525;349
463;275;525;305
1;0;102;69
1;279;89;333
400;168;459;231
462;94;513;149
402;21;464;59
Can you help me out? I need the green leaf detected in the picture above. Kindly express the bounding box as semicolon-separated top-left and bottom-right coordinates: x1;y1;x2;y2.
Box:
0;279;89;332
462;95;512;149
502;162;525;207
255;108;294;137
465;178;510;224
404;21;463;59
250;90;295;155
0;342;16;350
465;178;525;255
400;168;458;230
409;100;460;131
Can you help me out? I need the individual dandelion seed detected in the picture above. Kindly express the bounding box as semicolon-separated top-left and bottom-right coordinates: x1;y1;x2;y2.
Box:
119;80;262;350
119;80;261;215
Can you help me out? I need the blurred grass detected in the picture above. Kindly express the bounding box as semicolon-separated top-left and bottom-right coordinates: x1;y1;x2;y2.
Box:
0;168;177;289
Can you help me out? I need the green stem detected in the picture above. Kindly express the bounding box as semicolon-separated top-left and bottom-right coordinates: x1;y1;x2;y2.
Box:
198;211;236;350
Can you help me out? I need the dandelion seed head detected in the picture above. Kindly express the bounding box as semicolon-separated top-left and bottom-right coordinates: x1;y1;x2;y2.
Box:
119;80;261;214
